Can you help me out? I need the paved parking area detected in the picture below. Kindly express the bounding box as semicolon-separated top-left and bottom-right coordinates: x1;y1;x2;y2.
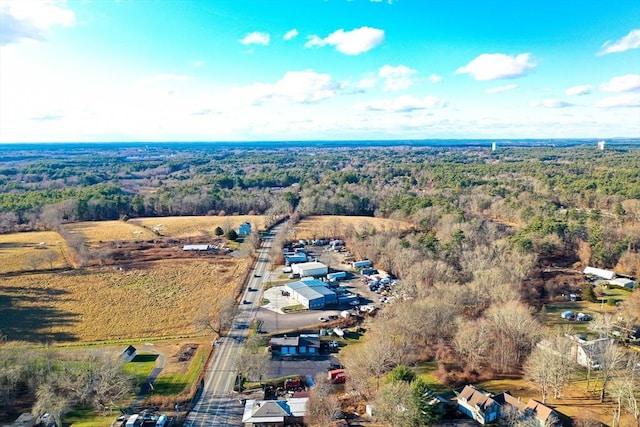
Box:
265;354;342;380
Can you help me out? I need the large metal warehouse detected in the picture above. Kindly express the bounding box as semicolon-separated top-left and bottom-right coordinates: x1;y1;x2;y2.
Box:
285;279;337;309
291;261;328;277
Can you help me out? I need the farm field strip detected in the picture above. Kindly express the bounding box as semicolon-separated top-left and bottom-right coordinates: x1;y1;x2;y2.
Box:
0;230;69;273
131;215;266;238
292;215;412;239
0;258;250;343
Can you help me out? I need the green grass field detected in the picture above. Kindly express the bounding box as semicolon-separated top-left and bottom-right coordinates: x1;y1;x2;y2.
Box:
124;353;158;388
152;346;209;396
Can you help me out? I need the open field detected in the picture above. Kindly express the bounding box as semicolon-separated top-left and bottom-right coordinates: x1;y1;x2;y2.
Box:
292;215;412;240
131;215;266;238
0;230;69;274
64;220;155;244
0;257;250;343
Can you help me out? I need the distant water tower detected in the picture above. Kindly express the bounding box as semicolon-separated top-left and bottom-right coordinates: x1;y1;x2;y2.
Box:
491;142;497;152
597;140;605;150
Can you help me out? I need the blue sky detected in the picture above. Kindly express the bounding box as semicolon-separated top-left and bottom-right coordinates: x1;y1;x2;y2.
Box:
0;0;638;142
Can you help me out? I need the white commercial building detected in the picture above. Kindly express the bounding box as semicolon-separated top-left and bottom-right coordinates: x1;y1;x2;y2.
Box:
292;261;328;277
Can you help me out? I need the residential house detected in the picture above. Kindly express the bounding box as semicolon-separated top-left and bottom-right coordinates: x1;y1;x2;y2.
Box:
457;385;501;425
569;336;616;369
494;391;562;426
269;335;320;358
242;397;308;426
538;336;616;369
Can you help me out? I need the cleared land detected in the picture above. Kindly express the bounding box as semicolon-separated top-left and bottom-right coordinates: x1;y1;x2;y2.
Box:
64;220;155;244
0;257;250;343
0;230;69;273
131;215;266;238
292;215;411;240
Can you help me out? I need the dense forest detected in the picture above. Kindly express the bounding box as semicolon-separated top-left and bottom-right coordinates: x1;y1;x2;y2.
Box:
1;143;640;425
1;143;639;275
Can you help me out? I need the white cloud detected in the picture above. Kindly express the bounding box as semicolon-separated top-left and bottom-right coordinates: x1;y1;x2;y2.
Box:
428;74;442;83
0;0;75;45
599;29;640;55
138;74;189;85
354;77;377;90
236;70;341;105
596;93;640;108
193;60;204;68
284;29;298;40
565;84;592;96
305;26;384;55
359;95;447;112
600;74;640;93
240;31;270;46
485;84;517;94
529;99;573;108
456;53;536;80
379;65;417;91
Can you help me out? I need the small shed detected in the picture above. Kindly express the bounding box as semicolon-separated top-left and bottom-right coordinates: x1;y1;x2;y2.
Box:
119;345;137;362
237;222;252;236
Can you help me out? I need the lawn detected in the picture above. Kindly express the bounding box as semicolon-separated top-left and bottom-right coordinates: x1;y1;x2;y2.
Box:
542;300;618;336
292;215;412;240
131;215;266;238
413;361;448;393
0;230;69;273
152;345;210;396
0;257;250;343
124;353;158;387
63;407;115;427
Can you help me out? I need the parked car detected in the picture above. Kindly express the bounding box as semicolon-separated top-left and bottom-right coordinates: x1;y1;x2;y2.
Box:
318;317;328;322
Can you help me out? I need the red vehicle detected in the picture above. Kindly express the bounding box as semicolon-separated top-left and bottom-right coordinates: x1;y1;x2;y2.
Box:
328;369;346;384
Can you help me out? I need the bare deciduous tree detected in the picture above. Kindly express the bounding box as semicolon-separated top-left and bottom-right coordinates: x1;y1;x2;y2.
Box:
194;296;237;336
306;373;340;427
524;337;576;403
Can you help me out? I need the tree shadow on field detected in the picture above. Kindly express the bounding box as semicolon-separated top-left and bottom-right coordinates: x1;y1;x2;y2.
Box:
0;285;79;343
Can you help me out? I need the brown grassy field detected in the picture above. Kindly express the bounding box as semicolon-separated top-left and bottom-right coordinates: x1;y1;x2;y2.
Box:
0;257;250;343
63;220;156;244
131;215;266;238
0;230;70;273
292;215;411;240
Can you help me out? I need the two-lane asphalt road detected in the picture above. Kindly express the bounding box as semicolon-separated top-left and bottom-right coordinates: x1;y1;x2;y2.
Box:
185;225;281;426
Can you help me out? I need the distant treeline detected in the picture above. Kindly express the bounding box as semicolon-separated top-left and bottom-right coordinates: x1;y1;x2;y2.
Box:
1;145;639;270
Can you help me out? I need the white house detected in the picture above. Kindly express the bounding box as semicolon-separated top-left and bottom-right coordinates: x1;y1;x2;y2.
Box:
568;336;616;369
242;398;308;426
